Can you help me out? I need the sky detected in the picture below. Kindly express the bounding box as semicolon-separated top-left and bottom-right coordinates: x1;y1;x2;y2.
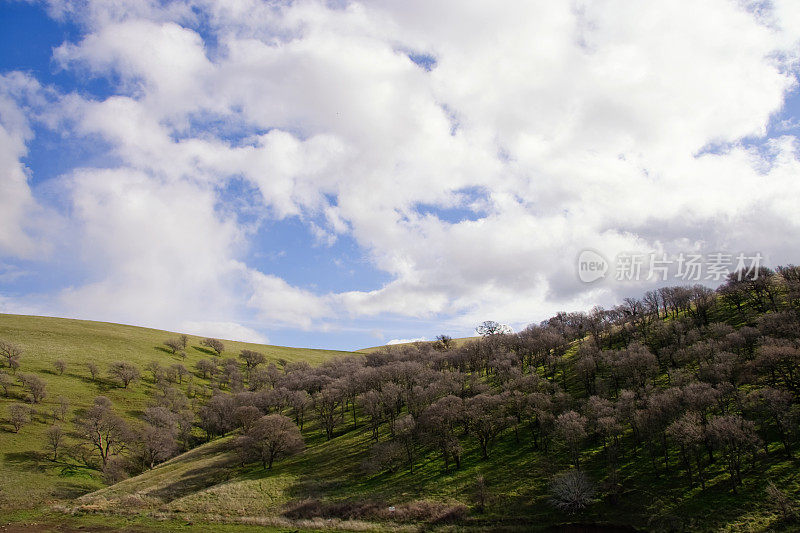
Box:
1;0;800;350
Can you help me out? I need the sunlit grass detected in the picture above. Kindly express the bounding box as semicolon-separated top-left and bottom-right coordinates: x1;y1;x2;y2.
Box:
0;313;351;508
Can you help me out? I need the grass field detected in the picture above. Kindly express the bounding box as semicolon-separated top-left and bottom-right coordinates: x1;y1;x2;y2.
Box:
0;313;353;509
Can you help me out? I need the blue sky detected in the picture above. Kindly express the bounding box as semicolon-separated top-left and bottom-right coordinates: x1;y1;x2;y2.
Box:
1;1;800;350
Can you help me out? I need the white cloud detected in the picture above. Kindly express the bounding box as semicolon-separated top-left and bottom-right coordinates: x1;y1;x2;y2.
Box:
180;320;268;344
247;271;332;329
387;337;426;345
0;73;50;258
58;167;251;331
5;0;800;341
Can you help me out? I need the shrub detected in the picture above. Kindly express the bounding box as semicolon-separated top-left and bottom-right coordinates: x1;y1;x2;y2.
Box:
103;456;131;484
53;360;67;375
549;470;595;514
766;481;797;521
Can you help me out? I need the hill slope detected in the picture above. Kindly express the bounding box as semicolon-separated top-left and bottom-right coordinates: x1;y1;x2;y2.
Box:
4;268;800;533
71;393;798;532
0;314;352;508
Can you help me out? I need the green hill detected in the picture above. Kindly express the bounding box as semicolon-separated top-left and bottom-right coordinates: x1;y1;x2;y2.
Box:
3;269;800;533
0;314;352;509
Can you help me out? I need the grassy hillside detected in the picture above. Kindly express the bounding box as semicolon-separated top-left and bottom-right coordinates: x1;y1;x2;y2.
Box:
59;288;800;532
0;314;352;509
70;392;798;532
3;271;800;533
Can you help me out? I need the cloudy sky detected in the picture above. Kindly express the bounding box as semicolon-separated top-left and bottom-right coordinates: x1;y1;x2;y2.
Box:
1;0;800;350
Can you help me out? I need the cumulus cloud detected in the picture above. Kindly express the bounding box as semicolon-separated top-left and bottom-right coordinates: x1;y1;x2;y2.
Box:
387;337;427;345
0;73;52;258
247;271;332;329
58;167;249;330
4;0;800;342
180;320;268;344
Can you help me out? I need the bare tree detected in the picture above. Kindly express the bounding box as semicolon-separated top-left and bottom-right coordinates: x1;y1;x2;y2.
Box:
743;387;794;456
139;406;179;469
556;411;588;468
46;424;64;461
197;393;237;439
168;364;189;384
53;360;67;375
240;350;267;371
195;358;216;379
394;414;419;473
465;394;509;459
9;403;31;432
315;385;343;440
361;440;404;475
234;405;262;432
54;395;70;421
86;362;100;381
476;321;513;336
707;415;760;493
75;397;132;468
766;481;797;522
420;395;464;471
0;372;12;397
248;367;270;391
236;414;303;469
102;456;130;484
108;361;140;388
221;360;244;392
163;338;183;354
0;340;22;368
19;373;47;403
288;390;312;430
549;470;595;514
667;411;706;488
359;390;384;441
145;361;165;383
201;338;225;356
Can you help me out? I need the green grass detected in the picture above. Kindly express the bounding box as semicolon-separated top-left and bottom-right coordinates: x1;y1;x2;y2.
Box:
0;507;328;532
0;313;352;509
69;404;800;532
3;312;800;532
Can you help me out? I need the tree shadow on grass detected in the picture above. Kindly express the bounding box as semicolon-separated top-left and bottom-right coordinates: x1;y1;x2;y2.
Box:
191;346;216;357
125;408;145;419
4;450;47;472
153;346;173;356
65;371;94;383
50;480;97;500
0;390;27;402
